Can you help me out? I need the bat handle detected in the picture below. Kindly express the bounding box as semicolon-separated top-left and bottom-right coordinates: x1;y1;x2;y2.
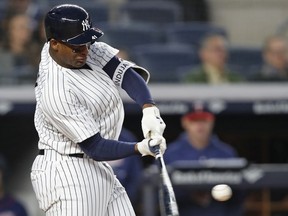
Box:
150;144;162;158
148;132;163;158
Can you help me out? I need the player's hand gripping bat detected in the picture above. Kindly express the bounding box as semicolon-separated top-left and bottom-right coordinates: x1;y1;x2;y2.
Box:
150;138;179;216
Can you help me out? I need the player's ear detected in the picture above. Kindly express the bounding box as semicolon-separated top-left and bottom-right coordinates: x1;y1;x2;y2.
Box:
50;39;60;52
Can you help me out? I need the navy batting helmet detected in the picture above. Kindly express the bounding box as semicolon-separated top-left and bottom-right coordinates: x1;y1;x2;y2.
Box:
44;4;104;45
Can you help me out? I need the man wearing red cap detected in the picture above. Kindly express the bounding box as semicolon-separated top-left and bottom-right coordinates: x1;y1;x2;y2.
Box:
164;108;243;216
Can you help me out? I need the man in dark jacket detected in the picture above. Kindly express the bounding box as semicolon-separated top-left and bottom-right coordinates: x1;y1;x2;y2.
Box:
164;108;244;216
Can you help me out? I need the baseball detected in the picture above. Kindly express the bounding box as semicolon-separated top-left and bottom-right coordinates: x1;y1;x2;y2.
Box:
211;184;232;201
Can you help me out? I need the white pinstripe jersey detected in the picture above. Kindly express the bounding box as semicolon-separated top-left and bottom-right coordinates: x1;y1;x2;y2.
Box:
34;42;124;155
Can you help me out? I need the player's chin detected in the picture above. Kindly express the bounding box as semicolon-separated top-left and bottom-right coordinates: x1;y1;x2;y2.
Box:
74;59;87;68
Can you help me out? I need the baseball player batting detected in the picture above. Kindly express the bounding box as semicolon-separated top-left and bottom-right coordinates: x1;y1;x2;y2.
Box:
31;4;166;216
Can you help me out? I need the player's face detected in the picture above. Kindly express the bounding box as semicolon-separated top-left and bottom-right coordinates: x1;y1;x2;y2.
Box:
60;42;91;68
51;39;90;69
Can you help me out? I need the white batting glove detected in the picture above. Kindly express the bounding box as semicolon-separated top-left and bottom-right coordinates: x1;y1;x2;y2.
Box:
136;137;167;157
142;106;166;139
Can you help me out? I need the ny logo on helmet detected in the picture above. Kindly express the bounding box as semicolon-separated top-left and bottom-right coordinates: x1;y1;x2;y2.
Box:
82;19;90;31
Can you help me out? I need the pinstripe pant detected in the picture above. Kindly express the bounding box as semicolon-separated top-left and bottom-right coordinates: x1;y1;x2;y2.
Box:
31;151;135;216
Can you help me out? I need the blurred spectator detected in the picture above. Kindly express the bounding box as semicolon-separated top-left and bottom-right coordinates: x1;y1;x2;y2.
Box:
107;128;143;207
164;107;244;216
256;35;288;81
184;34;242;84
0;13;39;83
5;0;42;32
0;155;28;216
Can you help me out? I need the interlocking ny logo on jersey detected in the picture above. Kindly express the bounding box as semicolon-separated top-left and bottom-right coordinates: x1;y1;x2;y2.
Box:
82;19;90;31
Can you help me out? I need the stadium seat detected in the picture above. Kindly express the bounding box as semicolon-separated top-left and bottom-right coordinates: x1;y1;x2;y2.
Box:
99;23;162;50
165;22;228;47
121;1;183;24
131;44;198;82
228;47;263;78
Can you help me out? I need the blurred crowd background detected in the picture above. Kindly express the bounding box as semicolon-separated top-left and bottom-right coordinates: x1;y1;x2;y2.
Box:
0;0;288;84
1;0;288;216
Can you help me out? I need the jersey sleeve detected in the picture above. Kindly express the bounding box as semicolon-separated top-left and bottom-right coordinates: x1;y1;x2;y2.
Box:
41;87;99;143
88;42;119;68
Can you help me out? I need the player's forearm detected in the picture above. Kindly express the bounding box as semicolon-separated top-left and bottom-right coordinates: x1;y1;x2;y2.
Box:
79;133;139;161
